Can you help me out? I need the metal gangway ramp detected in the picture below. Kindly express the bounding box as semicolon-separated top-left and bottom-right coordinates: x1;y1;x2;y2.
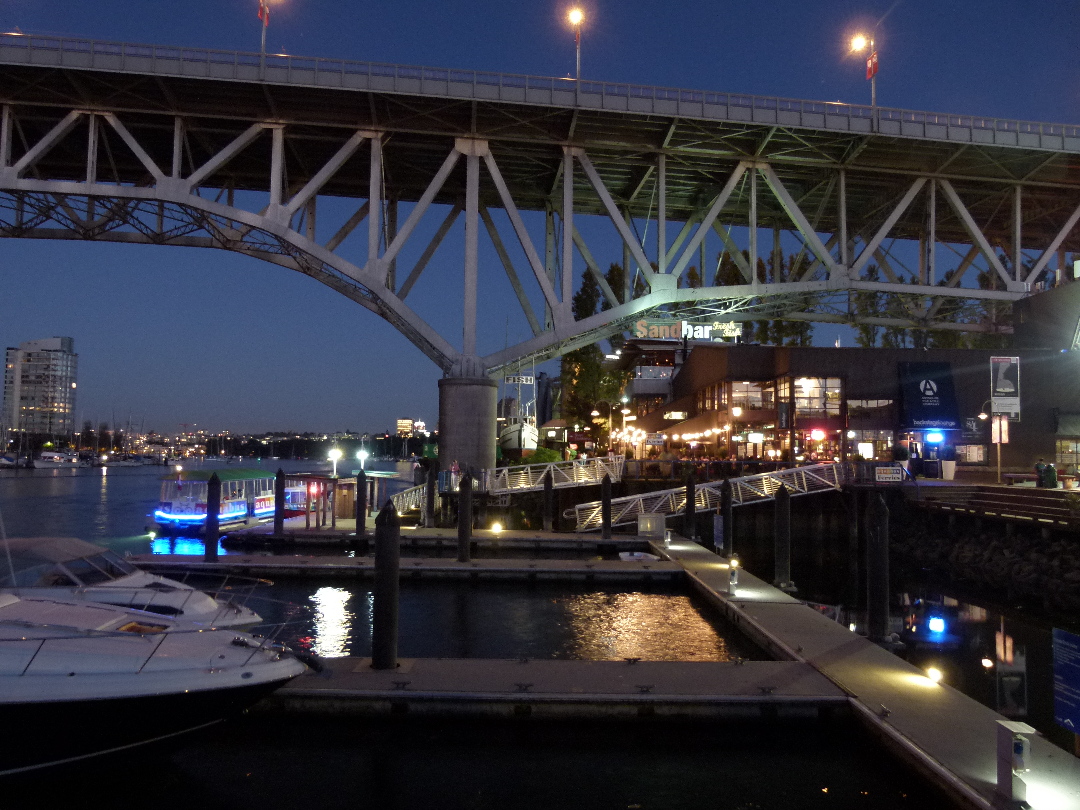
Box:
391;456;626;515
565;463;844;531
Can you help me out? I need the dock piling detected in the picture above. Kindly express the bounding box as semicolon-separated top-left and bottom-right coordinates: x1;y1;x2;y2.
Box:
543;471;554;532
601;474;613;540
204;472;220;562
719;478;733;557
425;462;437;528
844;489;860;609
273;468;285;536
372;501;400;671
773;483;793;592
866;492;890;643
458;472;473;563
355;469;367;540
684;468;697;542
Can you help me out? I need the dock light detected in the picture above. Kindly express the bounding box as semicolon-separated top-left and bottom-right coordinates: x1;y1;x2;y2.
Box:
981;657;995;669
328;448;343;477
728;554;740;592
491;522;503;534
926;432;944;444
356;449;369;470
926;667;944;683
928;616;946;634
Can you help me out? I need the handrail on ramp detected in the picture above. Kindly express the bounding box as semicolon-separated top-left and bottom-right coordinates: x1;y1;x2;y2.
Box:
391;456;626;514
564;462;846;531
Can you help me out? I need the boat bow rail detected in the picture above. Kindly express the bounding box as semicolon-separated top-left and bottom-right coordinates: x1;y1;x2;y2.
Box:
564;462;846;531
391;457;626;514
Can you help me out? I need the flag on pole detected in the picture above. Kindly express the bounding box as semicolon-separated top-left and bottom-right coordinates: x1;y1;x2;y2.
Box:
866;51;879;80
258;0;269;27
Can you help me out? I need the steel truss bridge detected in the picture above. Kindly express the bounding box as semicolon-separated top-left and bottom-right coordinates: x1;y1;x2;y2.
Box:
2;34;1080;376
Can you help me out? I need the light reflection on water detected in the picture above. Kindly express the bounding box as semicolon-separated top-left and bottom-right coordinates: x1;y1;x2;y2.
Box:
308;586;354;658
259;580;761;662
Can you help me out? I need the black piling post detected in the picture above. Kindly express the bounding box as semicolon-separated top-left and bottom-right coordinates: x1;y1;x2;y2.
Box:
273;468;285;536
684;468;697;541
601;473;612;540
866;492;890;643
355;469;367;540
844;488;860;610
457;472;473;563
542;471;554;532
425;462;437;529
773;483;793;591
204;472;220;562
371;501;400;670
720;478;733;557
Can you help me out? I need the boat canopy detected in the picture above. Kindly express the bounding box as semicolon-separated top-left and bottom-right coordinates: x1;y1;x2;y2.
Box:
161;468;274;482
0;536;134;588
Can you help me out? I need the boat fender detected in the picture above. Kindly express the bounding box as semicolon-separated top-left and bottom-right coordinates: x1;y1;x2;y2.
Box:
292;649;324;673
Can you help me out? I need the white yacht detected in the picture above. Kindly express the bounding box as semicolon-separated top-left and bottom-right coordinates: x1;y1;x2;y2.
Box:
0;591;307;775
0;536;262;628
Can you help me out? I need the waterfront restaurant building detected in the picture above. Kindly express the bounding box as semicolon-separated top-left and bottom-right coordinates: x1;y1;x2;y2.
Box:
616;340;1080;472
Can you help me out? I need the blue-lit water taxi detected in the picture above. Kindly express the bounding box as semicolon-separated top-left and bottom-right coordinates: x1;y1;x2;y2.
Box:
154;468;275;532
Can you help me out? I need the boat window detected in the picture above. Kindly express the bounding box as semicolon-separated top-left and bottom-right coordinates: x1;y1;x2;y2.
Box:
58;558;115;585
89;553;136;577
117;621;168;634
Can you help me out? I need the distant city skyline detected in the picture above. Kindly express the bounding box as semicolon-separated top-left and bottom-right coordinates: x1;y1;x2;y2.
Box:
2;1;1078;434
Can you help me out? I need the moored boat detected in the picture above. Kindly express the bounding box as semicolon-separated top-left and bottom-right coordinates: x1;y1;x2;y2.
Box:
35;451;88;468
0;592;306;776
154;468;276;533
0;536;262;628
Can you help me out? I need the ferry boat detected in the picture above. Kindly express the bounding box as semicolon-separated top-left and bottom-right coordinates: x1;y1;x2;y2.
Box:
154;468;276;533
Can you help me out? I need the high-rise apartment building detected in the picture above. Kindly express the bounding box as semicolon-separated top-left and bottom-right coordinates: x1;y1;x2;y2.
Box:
396;418;415;437
2;337;78;443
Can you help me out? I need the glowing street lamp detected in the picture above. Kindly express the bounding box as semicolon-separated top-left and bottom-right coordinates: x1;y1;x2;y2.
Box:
567;8;584;81
328;447;343;477
850;33;878;129
356;449;369;470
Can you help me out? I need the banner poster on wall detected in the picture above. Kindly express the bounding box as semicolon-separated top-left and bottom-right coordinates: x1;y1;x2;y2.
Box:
898;362;961;431
990;356;1021;421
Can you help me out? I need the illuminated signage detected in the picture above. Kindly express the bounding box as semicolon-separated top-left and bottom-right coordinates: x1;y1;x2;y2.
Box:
663;411;688;420
505;375;535;385
633;319;742;341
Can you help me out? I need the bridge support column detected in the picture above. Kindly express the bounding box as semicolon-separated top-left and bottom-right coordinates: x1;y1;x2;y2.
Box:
438;376;497;474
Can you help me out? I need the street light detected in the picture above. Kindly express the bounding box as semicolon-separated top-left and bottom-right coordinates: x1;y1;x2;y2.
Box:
567;8;584;82
328;447;342;477
850;33;878;130
356;449;369;470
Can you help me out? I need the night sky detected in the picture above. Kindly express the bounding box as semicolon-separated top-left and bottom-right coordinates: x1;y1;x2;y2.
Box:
2;1;1078;435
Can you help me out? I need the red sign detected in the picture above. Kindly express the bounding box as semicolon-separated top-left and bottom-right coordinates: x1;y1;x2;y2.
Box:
866;51;879;80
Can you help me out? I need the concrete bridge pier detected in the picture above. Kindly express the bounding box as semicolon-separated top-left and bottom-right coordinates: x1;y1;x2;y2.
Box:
438;375;497;474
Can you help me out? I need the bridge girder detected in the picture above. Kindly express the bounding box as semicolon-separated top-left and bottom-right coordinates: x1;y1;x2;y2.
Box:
3;37;1079;376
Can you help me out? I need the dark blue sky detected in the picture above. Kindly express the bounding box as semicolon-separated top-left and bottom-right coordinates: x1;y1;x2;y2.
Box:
2;1;1078;435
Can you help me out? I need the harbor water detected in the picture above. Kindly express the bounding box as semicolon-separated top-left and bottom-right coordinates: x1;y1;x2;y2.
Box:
2;463;1065;806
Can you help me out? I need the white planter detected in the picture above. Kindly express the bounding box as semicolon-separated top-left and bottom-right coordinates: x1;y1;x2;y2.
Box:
941;460;956;480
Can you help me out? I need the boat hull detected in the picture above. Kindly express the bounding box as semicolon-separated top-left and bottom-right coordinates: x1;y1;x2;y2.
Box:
0;678;295;776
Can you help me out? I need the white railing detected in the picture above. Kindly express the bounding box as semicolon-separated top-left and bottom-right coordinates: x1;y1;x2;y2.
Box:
390;483;427;515
392;456;626;513
565;462;845;530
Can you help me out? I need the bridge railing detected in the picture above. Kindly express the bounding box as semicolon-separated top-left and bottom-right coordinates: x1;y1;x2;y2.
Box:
3;34;1079;143
565;462;846;530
